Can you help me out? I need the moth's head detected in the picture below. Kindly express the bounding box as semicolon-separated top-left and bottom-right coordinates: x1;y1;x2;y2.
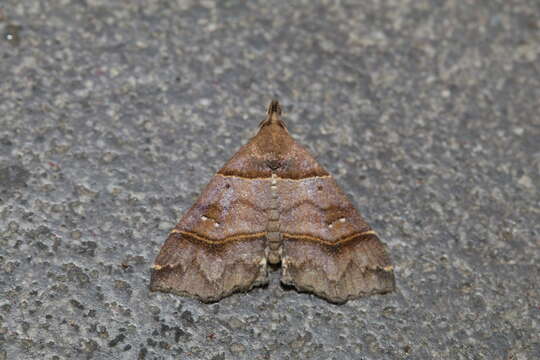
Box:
259;100;287;129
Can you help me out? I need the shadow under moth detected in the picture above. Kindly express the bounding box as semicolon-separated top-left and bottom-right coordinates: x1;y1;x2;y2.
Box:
150;101;395;303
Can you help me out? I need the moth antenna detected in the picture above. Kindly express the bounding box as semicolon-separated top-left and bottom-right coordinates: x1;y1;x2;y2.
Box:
260;100;287;129
267;100;282;115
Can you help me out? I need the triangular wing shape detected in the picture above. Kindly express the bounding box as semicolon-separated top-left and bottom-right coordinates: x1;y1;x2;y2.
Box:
150;170;271;302
218;118;329;180
277;173;395;303
150;101;395;303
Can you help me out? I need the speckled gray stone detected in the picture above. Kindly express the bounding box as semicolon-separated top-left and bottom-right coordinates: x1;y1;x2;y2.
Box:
0;1;539;359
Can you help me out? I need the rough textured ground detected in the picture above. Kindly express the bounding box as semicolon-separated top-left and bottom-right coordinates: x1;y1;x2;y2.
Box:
1;1;539;359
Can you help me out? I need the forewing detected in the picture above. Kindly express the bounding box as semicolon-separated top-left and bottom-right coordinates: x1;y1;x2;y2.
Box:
279;176;395;303
150;174;271;302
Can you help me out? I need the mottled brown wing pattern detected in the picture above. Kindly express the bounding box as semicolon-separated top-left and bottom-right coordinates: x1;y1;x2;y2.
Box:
274;157;394;303
150;100;395;303
150;175;271;302
281;232;394;303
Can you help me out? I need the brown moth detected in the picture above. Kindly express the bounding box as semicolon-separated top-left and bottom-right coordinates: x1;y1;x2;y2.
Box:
150;101;395;303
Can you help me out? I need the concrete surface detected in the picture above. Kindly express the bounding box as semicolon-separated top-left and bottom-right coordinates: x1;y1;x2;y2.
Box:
0;0;539;359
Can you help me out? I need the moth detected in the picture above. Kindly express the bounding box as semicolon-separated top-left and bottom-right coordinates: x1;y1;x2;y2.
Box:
150;101;395;303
